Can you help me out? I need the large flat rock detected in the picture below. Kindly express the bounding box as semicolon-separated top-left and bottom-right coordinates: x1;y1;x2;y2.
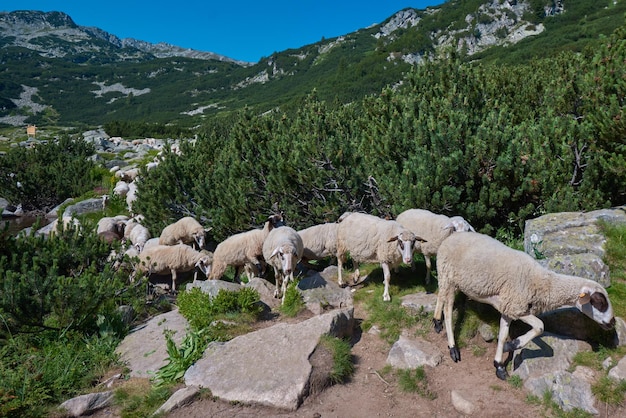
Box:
115;309;189;378
184;307;354;411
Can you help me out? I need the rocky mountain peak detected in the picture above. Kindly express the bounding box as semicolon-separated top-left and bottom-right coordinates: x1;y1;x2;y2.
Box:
0;10;248;64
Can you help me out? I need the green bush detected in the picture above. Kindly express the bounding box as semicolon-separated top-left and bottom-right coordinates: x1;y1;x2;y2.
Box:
0;136;102;211
135;23;626;238
0;219;145;416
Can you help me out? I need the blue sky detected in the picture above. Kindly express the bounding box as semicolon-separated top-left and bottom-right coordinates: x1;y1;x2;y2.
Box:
4;1;444;63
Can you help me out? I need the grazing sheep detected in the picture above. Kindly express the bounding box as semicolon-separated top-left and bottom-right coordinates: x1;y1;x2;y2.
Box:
297;222;338;271
110;246;140;272
262;226;304;303
159;216;211;249
124;218;151;252
118;168;140;182
396;208;475;284
126;181;138;213
142;237;160;251
40;216;81;237
208;213;286;282
98;230;122;244
135;244;212;292
336;212;425;302
96;215;128;239
433;231;616;380
113;180;130;197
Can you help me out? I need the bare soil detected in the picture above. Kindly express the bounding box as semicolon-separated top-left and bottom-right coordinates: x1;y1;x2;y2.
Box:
93;298;626;418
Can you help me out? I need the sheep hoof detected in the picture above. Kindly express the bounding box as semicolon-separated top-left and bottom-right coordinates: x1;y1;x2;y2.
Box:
433;318;443;333
503;339;520;352
494;362;509;380
449;346;461;362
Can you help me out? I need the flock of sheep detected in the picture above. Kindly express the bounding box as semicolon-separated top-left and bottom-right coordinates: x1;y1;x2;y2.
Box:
95;207;616;380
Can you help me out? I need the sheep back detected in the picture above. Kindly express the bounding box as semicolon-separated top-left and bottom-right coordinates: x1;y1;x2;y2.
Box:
208;213;284;279
337;212;416;266
159;216;207;247
396;209;472;257
96;216;126;238
137;244;210;276
298;222;338;260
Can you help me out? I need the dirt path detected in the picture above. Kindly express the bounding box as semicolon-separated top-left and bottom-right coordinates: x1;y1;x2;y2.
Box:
166;302;547;418
91;298;625;418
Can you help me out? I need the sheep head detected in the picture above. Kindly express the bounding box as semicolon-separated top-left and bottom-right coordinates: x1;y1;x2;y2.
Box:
388;231;422;264
444;216;476;233
576;285;615;330
269;245;297;275
195;257;212;278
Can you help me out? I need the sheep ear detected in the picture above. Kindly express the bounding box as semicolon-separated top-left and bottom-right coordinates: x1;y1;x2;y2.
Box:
204;227;212;232
387;236;399;243
579;290;591;305
443;222;455;231
416;236;427;243
270;248;280;259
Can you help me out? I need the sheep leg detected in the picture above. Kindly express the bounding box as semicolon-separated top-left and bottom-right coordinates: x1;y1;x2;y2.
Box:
433;284;445;333
233;266;243;284
444;291;460;362
494;315;513;380
493;314;543;380
274;269;283;299
171;269;177;293
381;263;391;302
337;253;346;287
281;272;292;305
434;284;460;362
424;255;431;285
352;264;361;284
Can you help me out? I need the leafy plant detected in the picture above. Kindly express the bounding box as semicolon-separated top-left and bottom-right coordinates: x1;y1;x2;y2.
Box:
153;328;208;387
279;281;305;318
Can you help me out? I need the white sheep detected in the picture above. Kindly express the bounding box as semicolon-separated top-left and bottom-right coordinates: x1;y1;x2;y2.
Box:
297;222;338;270
135;244;212;292
208;213;285;282
262;226;304;303
142;237;160;251
433;231;616;380
396;208;475;284
113;180;130;197
124;218;151;253
118;167;140;182
109;246;140;271
159;216;210;249
336;212;425;302
41;216;81;237
96;215;128;238
126;181;138;213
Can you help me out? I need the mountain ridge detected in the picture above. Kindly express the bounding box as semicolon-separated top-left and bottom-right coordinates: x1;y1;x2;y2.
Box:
0;10;252;65
0;1;624;128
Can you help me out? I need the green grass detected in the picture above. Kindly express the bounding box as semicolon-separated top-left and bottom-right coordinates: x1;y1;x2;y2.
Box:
600;221;626;318
318;335;354;384
397;367;437;399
